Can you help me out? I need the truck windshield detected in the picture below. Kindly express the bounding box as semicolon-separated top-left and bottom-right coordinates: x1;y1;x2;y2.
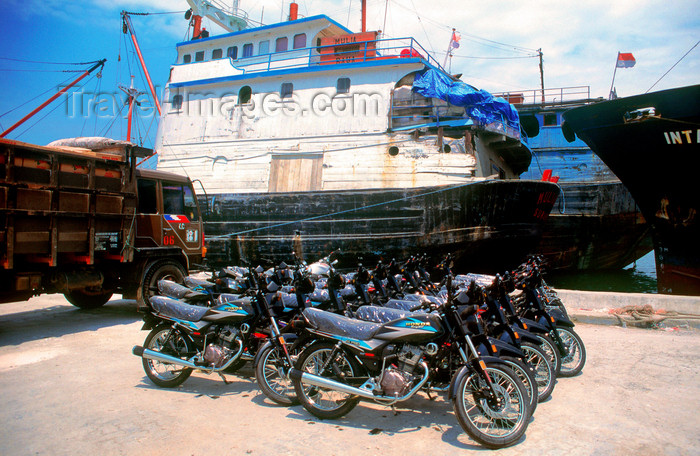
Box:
163;182;200;222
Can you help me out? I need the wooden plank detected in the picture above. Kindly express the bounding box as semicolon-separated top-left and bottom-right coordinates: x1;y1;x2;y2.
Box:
298;158;312;191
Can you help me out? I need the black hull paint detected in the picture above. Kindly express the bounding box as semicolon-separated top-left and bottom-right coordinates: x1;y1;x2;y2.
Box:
538;181;652;270
564;84;700;294
201;180;560;273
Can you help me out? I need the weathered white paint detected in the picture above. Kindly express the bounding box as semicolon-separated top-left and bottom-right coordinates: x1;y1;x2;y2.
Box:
155;16;524;195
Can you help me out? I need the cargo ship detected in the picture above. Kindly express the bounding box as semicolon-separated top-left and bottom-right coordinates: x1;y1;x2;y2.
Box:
497;87;652;271
152;1;560;270
563;84;700;294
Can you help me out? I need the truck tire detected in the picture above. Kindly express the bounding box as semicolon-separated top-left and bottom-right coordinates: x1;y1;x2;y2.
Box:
141;260;186;309
64;289;113;309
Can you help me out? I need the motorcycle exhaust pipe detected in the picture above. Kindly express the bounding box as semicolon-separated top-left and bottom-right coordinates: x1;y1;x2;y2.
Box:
132;343;244;373
288;361;429;402
133;345;200;369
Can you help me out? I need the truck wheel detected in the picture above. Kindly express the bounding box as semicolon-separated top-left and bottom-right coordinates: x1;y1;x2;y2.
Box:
141;260;186;309
64;288;113;309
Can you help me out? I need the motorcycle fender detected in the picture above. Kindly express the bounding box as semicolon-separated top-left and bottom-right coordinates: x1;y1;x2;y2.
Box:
513;327;542;345
491;338;525;359
141;313;160;330
447;355;505;400
549;307;575;327
252;333;299;366
519;317;549;334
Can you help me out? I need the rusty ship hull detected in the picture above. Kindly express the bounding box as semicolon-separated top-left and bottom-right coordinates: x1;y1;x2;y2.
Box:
202;179;560;272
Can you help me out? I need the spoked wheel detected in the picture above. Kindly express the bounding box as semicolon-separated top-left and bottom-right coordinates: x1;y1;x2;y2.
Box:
501;357;538;415
537;334;562;377
556;328;586;377
521;342;556;402
292;341;361;419
255;343;299;406
142;325;193;388
453;365;530;449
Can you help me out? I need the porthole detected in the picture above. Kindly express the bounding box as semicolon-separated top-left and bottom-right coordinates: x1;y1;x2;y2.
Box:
388;146;399;156
238;86;252;104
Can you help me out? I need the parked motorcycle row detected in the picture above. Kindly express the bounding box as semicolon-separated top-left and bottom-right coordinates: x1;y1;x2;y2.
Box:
132;253;586;449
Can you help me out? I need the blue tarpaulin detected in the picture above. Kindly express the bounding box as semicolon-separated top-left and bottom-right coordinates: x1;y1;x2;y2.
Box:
412;69;520;130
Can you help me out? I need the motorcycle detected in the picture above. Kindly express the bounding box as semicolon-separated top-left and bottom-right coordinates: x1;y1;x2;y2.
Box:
289;275;532;449
512;260;586;377
132;266;294;389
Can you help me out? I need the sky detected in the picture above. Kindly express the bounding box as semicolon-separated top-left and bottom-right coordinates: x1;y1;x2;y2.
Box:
1;0;698;152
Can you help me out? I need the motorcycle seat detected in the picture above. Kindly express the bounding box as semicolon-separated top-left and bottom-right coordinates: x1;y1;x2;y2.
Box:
384;299;427;312
150;296;209;322
355;305;411;324
303;307;379;340
157;280;210;304
184;276;216;290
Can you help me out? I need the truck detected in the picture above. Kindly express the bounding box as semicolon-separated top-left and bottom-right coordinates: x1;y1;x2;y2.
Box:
0;137;205;309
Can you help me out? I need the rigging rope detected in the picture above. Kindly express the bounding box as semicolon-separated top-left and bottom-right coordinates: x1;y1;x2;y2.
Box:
0;72;78;119
122;10;186;16
646;39;700;93
207;181;477;239
13;72;101;140
0;57;103;65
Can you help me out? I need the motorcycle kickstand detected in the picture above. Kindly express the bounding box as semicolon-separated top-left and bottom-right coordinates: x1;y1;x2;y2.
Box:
217;372;232;385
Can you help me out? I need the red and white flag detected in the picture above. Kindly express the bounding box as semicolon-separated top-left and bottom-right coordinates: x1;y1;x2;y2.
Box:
449;30;461;50
616;52;636;68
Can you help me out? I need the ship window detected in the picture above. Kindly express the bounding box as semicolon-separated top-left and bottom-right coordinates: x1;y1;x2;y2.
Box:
212;48;223;59
238;85;252;104
227;46;238;59
195;51;205;62
172;94;183;111
543;113;558;126
293;33;306;49
137;179;158;214
276;37;288;52
259;40;270;55
280;83;293;99
242;43;254;57
182;54;191;64
336;77;351;94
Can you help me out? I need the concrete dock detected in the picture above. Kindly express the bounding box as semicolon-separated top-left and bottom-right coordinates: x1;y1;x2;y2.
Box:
559;289;700;329
0;293;698;455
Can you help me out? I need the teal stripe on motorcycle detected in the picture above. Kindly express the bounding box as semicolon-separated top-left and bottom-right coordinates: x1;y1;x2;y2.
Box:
314;330;374;351
169;317;199;331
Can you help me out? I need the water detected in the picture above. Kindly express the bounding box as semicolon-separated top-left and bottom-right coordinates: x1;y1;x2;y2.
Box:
546;251;658;293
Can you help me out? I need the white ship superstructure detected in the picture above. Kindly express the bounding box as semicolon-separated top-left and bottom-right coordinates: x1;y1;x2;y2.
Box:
155;14;530;194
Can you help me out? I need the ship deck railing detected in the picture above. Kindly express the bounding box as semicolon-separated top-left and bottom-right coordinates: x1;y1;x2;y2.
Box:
493;86;604;108
226;36;446;75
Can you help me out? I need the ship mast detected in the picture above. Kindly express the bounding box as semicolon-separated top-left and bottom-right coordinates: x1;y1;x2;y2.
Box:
538;49;545;103
121;12;162;117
